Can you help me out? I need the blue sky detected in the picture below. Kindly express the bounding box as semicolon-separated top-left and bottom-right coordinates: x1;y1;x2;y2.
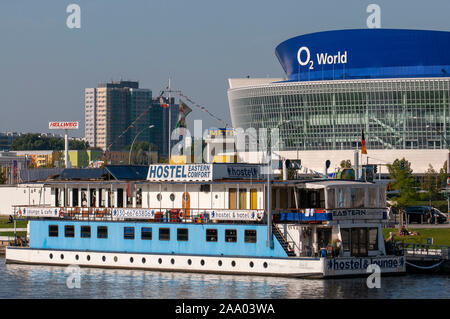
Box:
0;0;449;137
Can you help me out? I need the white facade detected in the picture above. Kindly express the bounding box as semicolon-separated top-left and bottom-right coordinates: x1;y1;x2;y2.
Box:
0;184;51;216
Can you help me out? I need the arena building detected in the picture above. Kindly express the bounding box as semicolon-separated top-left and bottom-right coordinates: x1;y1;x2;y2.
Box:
227;29;450;175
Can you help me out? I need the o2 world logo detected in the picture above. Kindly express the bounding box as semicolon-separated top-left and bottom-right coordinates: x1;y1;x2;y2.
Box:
297;46;348;70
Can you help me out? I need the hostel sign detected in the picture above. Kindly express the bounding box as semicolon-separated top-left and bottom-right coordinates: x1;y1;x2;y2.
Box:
147;164;213;181
324;256;405;276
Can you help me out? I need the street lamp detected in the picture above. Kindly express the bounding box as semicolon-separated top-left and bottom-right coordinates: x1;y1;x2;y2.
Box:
128;125;154;165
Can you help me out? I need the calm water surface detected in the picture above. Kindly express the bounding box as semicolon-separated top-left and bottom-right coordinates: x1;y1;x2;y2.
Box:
0;257;449;299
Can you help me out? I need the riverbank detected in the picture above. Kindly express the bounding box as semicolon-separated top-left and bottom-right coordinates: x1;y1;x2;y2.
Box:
382;227;450;246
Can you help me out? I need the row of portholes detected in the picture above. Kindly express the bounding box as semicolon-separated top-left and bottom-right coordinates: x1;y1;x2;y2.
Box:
48;253;268;269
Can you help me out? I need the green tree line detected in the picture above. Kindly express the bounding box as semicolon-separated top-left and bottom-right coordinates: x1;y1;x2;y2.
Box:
11;134;89;151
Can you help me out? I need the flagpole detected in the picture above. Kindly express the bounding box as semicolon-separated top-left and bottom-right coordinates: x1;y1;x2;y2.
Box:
168;77;171;162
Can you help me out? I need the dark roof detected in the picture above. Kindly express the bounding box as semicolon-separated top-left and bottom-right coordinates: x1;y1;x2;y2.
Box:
104;165;148;180
55;168;107;180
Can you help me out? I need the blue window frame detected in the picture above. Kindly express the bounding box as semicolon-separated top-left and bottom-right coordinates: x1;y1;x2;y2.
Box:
97;226;108;239
124;227;135;240
141;227;152;240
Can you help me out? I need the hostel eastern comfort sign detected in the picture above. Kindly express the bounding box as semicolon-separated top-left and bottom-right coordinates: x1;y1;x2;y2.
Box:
147;164;213;182
146;164;262;182
49;121;79;130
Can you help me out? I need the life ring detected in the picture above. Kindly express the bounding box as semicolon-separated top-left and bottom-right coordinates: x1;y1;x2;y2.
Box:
179;211;184;219
256;212;263;222
59;209;65;218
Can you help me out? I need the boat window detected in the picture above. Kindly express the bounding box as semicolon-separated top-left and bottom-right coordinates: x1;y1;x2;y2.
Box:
80;226;91;238
244;230;257;243
341;229;350;252
351;228;368;257
239;189;247;210
250;189;258;210
378;186;386;207
97;226;108;239
350;188;365;208
81;189;88;207
298;189;325;209
368;187;377;208
136;188;142;208
157;193;162;201
107;190;113;208
64;225;75;238
90;189;97;207
326;188;335;209
141;227;152;240
225;229;237;242
229;188;237;210
48;225;58;237
280;189;287;209
337;188;345;208
99;189;106;207
117;188;124;207
170;193;175;201
368;228;378;250
159;228;170;241
206;229;218;242
72;188;79;207
124;227;135;240
177;228;189;241
126;185;132;207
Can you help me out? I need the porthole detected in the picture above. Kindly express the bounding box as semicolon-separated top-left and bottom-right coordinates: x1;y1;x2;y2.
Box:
157;193;162;201
218;260;222;266
263;262;268;268
75;254;79;261
231;261;236;267
142;257;146;264
60;254;64;260
49;253;53;259
130;257;134;263
87;255;91;261
102;256;106;262
114;256;118;262
169;193;175;201
200;259;205;266
171;258;175;265
249;261;254;268
187;259;192;265
158;258;162;264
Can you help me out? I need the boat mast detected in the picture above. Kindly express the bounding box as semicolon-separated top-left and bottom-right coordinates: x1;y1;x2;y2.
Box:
168;77;171;162
266;139;273;248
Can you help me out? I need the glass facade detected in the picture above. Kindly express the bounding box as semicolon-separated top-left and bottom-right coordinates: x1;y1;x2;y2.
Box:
228;78;450;151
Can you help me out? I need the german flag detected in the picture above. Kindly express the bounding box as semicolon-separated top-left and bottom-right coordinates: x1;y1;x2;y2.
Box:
361;129;368;154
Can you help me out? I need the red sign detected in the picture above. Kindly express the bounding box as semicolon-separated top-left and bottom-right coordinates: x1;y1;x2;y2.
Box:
49;122;79;130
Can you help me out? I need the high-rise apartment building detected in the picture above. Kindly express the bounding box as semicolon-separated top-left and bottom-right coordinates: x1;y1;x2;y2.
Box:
85;81;178;158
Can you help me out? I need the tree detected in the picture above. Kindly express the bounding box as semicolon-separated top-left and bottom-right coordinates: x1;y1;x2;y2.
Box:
387;158;417;228
439;160;448;189
11;133;88;151
0;165;6;184
422;164;439;206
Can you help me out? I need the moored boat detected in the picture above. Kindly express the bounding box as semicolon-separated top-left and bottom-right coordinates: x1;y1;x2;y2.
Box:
5;163;405;278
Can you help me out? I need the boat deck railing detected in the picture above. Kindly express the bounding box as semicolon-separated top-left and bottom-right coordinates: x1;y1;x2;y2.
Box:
13;205;266;224
394;242;450;260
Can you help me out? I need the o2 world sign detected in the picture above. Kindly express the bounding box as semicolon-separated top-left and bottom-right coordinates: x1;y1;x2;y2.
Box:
297;46;348;70
49;122;79;130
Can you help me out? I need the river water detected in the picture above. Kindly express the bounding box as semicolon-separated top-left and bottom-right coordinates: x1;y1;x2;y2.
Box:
0;257;448;299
